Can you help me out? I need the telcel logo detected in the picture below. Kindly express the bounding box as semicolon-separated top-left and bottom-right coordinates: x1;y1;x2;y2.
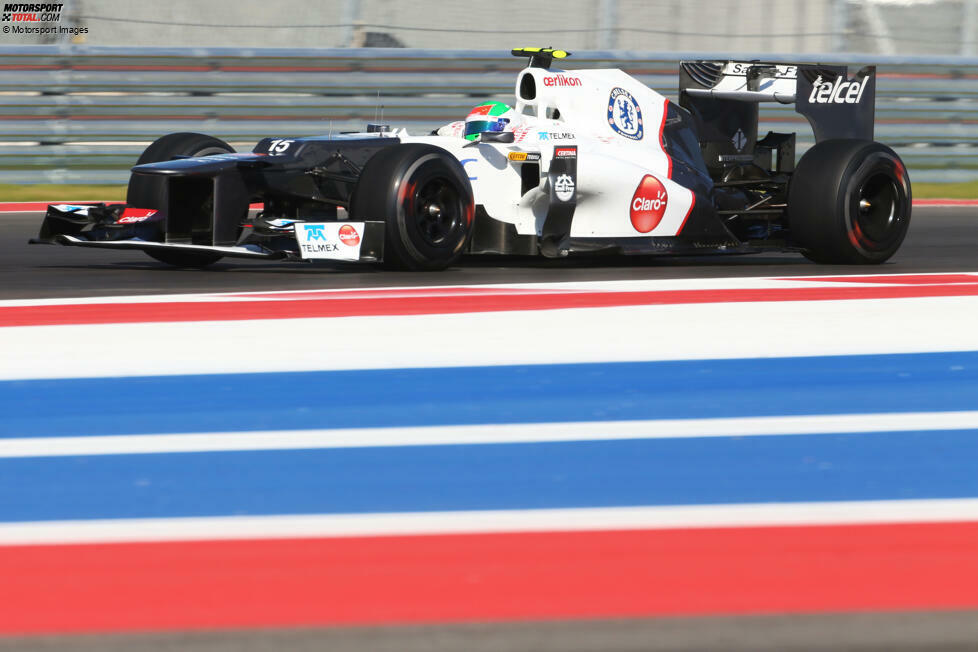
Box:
630;175;668;233
809;74;870;104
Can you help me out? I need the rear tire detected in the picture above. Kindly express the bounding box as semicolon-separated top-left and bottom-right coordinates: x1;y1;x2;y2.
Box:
350;144;474;270
127;132;235;268
788;139;911;264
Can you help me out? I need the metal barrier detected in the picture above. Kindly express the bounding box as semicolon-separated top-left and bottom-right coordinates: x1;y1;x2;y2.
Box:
2;45;978;184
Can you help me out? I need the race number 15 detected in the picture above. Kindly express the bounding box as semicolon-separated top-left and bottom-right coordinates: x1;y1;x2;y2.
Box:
267;139;294;154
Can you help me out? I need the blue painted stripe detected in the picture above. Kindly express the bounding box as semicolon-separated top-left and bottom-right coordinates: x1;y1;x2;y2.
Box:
1;429;976;522
2;351;978;439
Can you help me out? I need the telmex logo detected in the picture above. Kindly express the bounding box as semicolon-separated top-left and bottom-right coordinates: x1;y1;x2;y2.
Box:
543;75;582;87
809;74;870;104
630;174;668;233
305;224;327;241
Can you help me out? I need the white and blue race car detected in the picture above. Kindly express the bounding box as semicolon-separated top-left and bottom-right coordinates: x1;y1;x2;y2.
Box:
34;47;911;270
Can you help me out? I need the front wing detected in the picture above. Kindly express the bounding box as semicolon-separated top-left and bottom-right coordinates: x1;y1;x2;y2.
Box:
30;203;386;263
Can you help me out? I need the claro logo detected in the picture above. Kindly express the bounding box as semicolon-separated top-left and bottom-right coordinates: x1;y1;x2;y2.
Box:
630;175;668;233
338;224;361;246
808;74;870;104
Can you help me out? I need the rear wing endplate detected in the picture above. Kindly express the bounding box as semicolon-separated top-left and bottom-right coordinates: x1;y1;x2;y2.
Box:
678;61;875;174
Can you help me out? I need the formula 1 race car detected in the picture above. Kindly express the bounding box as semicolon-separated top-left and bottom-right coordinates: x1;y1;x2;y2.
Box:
32;47;911;270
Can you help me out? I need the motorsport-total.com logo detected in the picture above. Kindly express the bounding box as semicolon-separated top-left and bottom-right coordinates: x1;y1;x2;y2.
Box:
2;3;63;21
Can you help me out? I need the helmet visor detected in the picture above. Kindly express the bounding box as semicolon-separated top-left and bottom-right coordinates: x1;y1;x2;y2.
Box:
464;119;508;138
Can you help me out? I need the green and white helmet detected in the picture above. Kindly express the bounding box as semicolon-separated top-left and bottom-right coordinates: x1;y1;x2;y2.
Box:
463;102;517;141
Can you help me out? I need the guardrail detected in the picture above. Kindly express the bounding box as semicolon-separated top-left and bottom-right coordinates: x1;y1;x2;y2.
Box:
2;45;978;184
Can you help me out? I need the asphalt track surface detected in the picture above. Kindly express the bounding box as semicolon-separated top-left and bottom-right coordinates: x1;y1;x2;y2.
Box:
3;205;978;652
0;205;975;300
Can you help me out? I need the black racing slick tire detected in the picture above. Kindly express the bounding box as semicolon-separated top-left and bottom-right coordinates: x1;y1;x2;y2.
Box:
788;139;911;264
127;132;235;268
350;144;475;271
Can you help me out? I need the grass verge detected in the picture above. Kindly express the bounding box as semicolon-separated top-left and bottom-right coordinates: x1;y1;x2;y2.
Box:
0;184;127;202
912;181;978;200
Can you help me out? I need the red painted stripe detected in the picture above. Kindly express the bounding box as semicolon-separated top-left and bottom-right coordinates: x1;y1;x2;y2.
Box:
6;283;978;327
0;202;264;213
0;201;115;212
2;522;977;634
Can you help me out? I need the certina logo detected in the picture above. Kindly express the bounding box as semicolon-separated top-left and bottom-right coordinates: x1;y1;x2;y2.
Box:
1;3;62;21
553;174;575;202
543;75;582;87
607;87;643;140
808;74;870;105
630;175;668;233
338;224;360;246
554;147;576;159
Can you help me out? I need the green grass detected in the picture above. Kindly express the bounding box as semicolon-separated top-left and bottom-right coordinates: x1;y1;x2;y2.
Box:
912;181;978;200
0;184;126;202
0;181;976;202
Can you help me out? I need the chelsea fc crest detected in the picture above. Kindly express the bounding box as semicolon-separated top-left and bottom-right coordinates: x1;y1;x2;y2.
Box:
607;87;644;140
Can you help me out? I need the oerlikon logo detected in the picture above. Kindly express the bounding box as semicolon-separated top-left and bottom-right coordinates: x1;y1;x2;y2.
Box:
338;224;361;246
630;175;668;233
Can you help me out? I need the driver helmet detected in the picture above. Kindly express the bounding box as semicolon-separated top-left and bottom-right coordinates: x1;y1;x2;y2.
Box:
464;102;517;141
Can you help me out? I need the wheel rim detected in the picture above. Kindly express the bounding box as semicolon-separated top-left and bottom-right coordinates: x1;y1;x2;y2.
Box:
411;176;463;247
851;171;905;252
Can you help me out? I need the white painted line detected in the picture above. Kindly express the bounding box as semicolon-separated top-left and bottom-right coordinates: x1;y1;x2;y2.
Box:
2;498;978;545
3;410;978;458
3;295;978;380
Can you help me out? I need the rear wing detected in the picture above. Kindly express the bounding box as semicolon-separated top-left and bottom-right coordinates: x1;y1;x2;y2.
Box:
678;61;876;172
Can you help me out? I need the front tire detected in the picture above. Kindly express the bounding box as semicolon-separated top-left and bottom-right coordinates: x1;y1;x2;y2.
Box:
350;144;475;270
128;132;235;268
788;139;911;264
